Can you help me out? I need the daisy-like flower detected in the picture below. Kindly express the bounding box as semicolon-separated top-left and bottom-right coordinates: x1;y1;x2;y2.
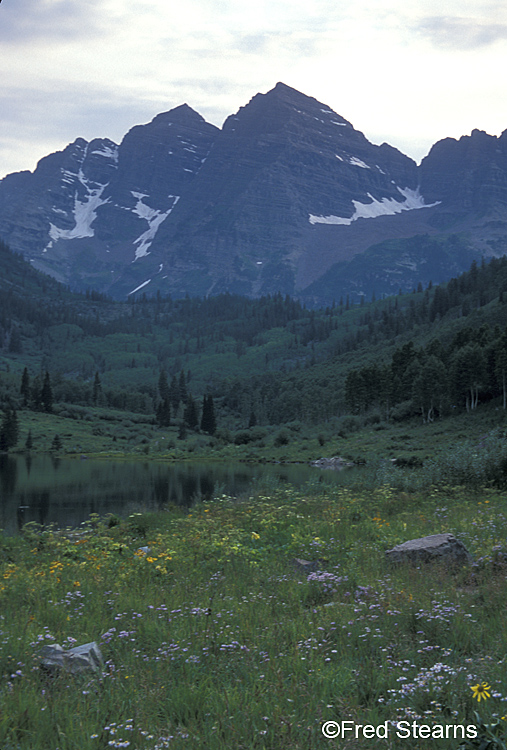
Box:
471;682;491;702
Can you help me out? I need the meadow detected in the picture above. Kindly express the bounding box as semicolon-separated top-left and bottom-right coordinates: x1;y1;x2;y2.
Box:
1;478;507;749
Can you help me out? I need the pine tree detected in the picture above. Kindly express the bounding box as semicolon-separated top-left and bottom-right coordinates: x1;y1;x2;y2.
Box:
178;370;188;404
92;372;102;405
158;370;170;401
200;395;216;435
40;371;53;413
183;394;199;430
0;408;19;451
156;397;171;428
20;367;30;407
169;375;180;412
30;374;42;411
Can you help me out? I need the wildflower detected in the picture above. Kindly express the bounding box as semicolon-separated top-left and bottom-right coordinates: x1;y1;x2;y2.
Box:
471;682;491;702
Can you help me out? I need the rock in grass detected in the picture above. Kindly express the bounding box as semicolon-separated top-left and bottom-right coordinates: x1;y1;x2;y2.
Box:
309;456;353;469
293;557;327;574
386;533;473;567
40;641;103;674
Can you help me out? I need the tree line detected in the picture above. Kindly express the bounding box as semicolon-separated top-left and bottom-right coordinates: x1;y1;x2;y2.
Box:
345;324;507;422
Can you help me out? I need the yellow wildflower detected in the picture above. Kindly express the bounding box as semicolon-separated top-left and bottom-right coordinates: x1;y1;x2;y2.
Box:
471;683;491;702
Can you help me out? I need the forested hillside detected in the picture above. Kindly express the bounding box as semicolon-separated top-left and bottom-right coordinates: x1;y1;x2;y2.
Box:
1;237;507;455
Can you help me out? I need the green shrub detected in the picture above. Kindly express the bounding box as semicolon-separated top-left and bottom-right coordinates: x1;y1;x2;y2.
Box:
274;428;290;447
390;399;415;421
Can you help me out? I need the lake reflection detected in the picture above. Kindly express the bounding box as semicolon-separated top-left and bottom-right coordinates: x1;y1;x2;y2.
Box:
0;455;357;535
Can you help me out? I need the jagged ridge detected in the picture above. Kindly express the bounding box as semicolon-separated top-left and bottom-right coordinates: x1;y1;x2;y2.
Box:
0;83;507;302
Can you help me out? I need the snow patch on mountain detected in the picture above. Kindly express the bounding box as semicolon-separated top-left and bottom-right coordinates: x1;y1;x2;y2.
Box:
349;157;370;169
131;193;180;260
309;188;440;226
91;144;119;162
45;171;109;250
128;278;152;295
60;169;76;185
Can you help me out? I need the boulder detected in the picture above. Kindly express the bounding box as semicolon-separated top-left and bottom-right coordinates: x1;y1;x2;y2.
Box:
40;641;103;675
293;557;326;574
386;533;473;566
310;456;353;470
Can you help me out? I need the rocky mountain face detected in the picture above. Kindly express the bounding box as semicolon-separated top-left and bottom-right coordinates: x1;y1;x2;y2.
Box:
1;83;506;304
0;105;218;290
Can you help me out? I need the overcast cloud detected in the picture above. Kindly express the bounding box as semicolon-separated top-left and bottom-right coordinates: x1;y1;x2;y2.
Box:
1;0;507;177
416;15;507;49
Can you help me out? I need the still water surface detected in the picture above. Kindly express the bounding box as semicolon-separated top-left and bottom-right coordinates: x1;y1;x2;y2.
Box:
0;454;358;535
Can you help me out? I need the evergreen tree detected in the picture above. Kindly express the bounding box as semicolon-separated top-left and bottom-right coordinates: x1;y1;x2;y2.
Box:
158;370;170;401
178;370;188;404
0;408;19;451
92;372;102;405
40;371;53;413
183;394;199;430
30;374;42;411
200;395;216;434
156;397;171;428
20;367;30;407
169;375;180;412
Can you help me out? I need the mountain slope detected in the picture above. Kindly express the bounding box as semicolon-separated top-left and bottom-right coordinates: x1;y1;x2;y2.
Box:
0;106;218;291
1;83;507;303
130;82;431;299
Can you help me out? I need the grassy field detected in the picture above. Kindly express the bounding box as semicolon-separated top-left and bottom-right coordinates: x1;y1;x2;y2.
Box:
10;398;507;470
1;481;507;749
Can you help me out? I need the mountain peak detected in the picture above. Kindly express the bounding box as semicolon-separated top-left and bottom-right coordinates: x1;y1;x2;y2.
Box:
0;83;504;305
263;81;326;108
222;82;352;135
271;81;301;96
150;103;210;128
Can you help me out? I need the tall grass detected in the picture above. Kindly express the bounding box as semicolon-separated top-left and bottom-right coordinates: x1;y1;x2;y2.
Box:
1;484;507;748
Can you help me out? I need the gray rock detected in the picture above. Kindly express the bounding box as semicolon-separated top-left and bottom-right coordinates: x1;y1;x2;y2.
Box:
310;456;353;470
293;557;326;574
40;641;103;674
386;533;473;566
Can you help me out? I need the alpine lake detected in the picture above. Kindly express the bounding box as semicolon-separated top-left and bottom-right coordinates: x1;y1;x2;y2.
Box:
0;454;361;535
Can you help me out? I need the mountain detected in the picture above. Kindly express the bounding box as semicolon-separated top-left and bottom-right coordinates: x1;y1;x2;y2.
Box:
1;83;507;304
0;105;218;291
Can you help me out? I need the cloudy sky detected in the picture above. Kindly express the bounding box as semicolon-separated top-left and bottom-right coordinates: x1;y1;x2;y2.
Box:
1;0;506;178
